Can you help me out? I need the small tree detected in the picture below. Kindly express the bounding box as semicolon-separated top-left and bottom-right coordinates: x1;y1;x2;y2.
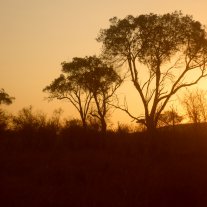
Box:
44;56;122;133
98;11;207;134
158;107;183;127
80;56;122;134
43;58;93;128
182;89;207;123
12;106;47;134
0;109;11;132
47;108;63;135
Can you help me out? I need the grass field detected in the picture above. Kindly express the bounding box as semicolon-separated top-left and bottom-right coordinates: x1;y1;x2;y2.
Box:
1;124;207;207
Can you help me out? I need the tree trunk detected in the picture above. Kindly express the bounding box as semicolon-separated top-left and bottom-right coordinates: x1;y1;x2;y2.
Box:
144;116;160;160
81;117;87;130
146;116;157;137
100;118;107;135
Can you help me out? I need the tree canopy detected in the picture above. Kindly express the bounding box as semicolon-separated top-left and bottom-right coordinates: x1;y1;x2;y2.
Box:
80;56;122;133
43;58;93;128
98;11;207;132
43;56;121;132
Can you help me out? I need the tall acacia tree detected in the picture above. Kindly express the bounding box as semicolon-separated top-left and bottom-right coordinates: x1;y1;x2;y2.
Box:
43;58;93;128
98;11;207;133
80;56;122;133
43;56;121;132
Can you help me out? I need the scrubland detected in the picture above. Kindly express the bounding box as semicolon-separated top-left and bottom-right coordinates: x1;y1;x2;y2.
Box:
0;124;207;207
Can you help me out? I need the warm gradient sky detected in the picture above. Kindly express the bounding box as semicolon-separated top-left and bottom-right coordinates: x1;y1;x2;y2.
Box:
1;0;207;125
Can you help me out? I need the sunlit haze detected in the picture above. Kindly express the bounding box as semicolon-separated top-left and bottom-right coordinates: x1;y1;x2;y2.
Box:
1;0;207;126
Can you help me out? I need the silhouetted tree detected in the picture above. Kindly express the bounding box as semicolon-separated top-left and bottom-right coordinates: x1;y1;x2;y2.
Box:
47;108;63;135
0;109;10;132
0;88;14;105
80;56;122;134
12;106;63;148
0;89;14;132
158;107;183;127
12;106;47;134
182;89;207;123
44;56;122;133
98;11;207;133
43;58;93;128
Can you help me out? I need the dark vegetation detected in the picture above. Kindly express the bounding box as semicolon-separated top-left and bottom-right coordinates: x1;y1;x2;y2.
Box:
2;11;207;207
1;112;207;206
43;56;122;134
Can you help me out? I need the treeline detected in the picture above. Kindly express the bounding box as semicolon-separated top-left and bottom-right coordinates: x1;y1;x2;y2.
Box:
2;11;207;136
42;11;207;134
0;106;139;151
1;11;207;207
1;105;207;153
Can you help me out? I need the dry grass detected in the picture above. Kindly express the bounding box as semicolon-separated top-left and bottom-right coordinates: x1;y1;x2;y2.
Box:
1;124;207;206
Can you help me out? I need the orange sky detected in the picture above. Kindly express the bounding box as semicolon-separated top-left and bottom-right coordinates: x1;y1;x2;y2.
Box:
1;0;207;125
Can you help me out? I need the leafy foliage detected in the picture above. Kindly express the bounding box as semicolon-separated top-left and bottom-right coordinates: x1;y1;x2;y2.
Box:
43;59;93;128
80;56;122;133
98;11;207;132
0;109;11;132
44;56;122;133
159;109;183;127
0;88;14;105
12;106;47;134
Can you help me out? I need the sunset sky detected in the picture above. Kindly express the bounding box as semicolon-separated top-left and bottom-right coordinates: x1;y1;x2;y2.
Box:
1;0;207;125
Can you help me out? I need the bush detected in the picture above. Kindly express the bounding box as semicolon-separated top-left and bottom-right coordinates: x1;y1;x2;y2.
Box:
0;109;11;134
11;106;63;149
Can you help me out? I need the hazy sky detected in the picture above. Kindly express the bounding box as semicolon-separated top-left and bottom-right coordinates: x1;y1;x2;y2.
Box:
1;0;207;125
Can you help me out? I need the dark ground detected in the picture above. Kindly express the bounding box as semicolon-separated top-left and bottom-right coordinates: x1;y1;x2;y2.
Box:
1;126;207;207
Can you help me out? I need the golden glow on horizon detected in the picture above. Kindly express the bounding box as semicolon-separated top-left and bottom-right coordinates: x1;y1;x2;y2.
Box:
1;0;207;124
